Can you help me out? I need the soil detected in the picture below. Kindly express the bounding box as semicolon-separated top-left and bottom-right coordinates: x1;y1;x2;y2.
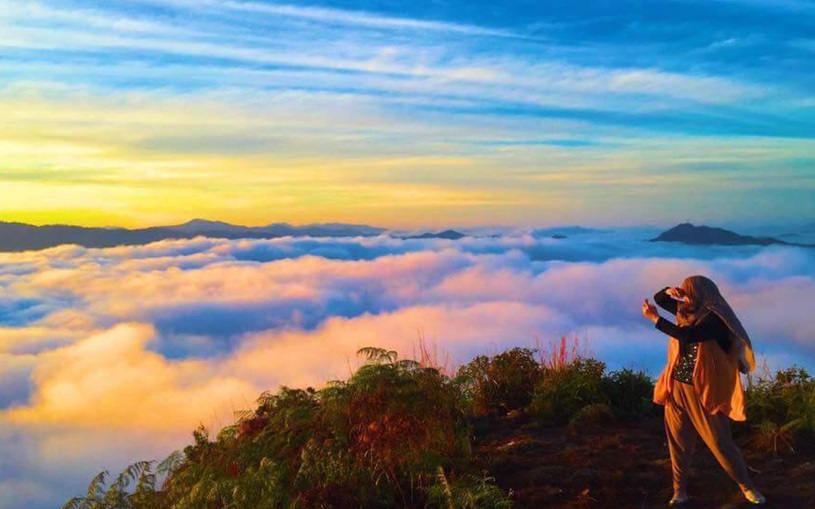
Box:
473;413;815;509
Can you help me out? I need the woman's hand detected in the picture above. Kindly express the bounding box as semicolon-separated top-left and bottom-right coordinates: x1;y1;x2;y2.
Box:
642;299;660;323
666;287;689;302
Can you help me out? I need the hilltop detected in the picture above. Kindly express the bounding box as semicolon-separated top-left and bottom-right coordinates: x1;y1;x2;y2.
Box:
650;223;813;248
63;346;815;509
476;411;815;508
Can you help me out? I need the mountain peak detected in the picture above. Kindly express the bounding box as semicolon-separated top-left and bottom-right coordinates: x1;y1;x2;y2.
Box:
651;223;788;247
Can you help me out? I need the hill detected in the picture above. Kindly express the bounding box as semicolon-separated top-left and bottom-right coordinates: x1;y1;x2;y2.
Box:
402;229;467;240
63;346;815;509
649;223;813;247
0;220;386;252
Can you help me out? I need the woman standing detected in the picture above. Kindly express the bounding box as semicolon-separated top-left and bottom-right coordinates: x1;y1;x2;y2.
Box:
642;275;765;506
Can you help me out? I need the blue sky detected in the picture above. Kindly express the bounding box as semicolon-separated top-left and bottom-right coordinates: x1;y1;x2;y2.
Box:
0;0;813;228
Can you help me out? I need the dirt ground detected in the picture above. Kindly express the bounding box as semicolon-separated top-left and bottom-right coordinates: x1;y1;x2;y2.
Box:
474;413;815;509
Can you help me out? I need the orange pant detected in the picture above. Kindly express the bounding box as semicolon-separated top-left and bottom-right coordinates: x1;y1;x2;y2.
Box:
665;380;756;492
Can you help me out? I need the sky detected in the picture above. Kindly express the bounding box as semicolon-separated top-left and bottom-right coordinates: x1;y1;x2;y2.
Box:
1;0;814;228
1;230;815;508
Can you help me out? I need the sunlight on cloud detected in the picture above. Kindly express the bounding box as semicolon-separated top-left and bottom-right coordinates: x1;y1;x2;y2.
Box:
6;323;258;430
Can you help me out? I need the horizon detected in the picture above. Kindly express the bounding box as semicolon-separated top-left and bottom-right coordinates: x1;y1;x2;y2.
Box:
2;216;814;235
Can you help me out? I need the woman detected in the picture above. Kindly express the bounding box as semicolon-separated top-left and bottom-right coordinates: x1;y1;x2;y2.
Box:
642;275;765;506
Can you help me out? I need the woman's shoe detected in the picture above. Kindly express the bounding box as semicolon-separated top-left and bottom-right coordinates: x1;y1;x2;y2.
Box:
743;488;766;505
668;492;689;506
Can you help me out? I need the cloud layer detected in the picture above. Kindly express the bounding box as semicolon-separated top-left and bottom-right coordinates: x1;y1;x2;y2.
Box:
1;232;814;508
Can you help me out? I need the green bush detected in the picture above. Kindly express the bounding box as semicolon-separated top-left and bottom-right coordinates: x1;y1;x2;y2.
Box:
455;348;541;416
601;368;656;418
529;357;607;426
744;366;815;453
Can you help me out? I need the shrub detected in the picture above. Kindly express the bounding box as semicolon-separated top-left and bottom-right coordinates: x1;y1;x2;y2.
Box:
567;403;615;435
744;365;815;453
601;368;656;418
455;348;541;416
65;347;495;509
317;349;472;505
529;357;607;426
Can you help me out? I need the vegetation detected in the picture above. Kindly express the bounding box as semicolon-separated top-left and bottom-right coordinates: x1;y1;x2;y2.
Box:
64;345;815;509
529;357;608;426
454;347;541;416
743;366;815;454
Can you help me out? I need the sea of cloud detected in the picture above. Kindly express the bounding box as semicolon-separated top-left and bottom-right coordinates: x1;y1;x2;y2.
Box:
1;228;814;508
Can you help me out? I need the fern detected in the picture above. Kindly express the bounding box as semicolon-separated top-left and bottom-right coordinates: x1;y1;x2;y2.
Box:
86;471;108;501
60;497;87;509
358;346;398;364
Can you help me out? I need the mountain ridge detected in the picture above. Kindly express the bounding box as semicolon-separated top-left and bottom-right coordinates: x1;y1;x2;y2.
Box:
650;222;813;248
0;219;387;252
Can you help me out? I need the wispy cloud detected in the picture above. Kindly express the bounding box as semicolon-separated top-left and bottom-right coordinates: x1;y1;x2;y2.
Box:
0;0;813;226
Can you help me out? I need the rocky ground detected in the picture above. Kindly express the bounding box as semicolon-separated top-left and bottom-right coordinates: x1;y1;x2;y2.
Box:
474;413;815;509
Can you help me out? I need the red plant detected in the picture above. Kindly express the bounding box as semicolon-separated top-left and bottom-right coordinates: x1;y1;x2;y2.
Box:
413;329;457;375
536;334;590;370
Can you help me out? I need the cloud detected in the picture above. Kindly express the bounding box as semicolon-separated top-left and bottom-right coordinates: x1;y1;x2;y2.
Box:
5;323;258;430
0;231;814;508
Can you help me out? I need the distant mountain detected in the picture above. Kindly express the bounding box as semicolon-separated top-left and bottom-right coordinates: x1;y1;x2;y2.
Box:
402;229;467;240
531;226;602;238
0;220;386;252
650;223;812;247
168;219;252;235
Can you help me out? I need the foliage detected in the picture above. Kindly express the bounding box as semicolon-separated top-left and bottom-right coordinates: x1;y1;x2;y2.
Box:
529;357;608;426
61;461;165;509
601;368;656;418
427;467;513;509
66;347;486;509
567;403;615;434
744;366;815;454
455;348;541;416
66;344;815;509
537;335;585;370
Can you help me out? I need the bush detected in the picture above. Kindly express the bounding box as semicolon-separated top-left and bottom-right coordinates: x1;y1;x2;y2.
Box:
601;368;656;418
455;348;541;416
567;403;615;435
529;357;607;426
744;366;815;453
65;347;495;509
